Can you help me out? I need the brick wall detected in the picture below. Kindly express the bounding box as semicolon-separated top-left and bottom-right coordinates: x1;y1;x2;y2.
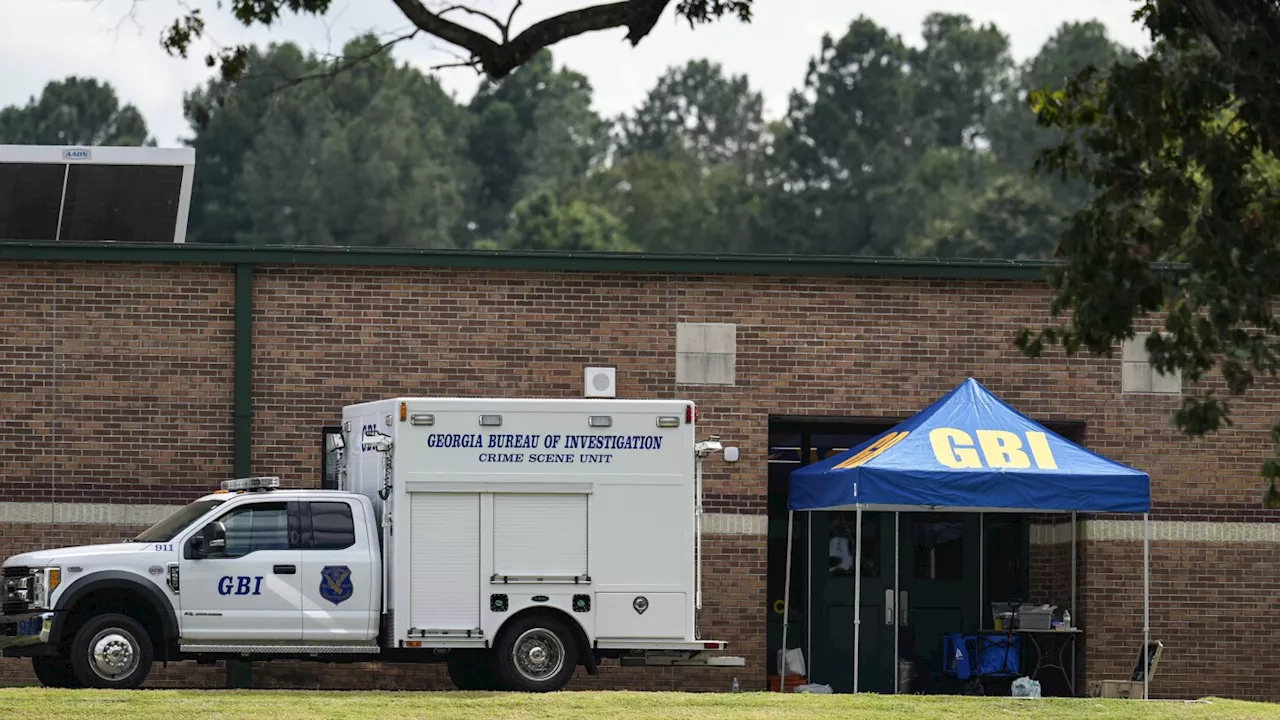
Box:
0;263;236;504
1080;538;1280;702
3;260;1280;698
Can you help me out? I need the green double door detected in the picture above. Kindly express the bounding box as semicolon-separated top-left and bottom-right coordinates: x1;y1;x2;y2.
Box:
809;510;982;694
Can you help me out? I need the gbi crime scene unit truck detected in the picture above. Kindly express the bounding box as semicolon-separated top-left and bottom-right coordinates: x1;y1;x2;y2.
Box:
0;397;744;691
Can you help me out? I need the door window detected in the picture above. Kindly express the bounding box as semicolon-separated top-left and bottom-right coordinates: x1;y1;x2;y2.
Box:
828;511;880;578
218;502;290;558
307;501;356;550
912;514;965;581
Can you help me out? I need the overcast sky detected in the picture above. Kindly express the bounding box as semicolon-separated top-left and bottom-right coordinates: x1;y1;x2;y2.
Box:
0;0;1152;147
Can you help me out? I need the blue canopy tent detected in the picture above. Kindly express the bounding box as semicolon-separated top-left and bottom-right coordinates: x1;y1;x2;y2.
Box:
780;378;1152;697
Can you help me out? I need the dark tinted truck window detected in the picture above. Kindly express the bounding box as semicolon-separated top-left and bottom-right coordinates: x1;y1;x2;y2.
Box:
309;502;355;550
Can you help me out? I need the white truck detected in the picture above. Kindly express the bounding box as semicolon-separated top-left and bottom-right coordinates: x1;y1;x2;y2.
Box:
0;397;744;690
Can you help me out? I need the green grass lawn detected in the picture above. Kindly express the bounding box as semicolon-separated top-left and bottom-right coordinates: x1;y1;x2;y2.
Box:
2;690;1278;720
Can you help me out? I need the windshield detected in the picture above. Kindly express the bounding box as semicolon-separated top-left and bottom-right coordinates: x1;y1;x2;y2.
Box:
132;499;226;543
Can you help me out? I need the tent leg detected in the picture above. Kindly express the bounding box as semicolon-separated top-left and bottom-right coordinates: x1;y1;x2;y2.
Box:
1143;512;1150;700
781;510;794;693
853;506;862;694
978;513;984;631
1071;511;1077;694
807;515;813;681
1070;512;1077;617
893;511;900;695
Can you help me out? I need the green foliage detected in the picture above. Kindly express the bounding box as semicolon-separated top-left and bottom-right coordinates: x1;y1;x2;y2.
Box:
911;13;1016;148
0;77;153;146
616;59;767;170
596;60;767;254
764;17;929;256
586;147;761;254
466;51;609;242
1017;0;1280;495
497;192;636;252
181;36;472;248
758;13;1097;260
908;171;1063;260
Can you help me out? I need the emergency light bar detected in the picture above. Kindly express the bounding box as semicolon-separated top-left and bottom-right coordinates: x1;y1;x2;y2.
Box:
221;476;280;492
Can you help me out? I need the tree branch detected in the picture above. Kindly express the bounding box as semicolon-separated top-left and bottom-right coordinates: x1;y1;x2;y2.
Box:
259;29;421;97
430;58;483;73
500;0;670;77
389;0;672;79
388;0;501;63
504;0;524;43
436;4;509;41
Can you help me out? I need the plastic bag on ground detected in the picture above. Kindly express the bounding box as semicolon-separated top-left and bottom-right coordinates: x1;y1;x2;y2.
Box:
777;647;807;677
1011;676;1042;698
793;683;833;694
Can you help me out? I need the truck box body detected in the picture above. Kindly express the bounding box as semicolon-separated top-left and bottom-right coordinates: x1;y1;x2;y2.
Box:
342;398;704;650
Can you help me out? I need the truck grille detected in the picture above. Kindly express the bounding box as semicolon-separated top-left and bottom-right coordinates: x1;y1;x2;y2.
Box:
2;567;31;615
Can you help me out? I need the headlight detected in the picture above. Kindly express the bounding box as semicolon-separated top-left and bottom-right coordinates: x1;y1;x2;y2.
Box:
29;573;43;607
30;567;60;609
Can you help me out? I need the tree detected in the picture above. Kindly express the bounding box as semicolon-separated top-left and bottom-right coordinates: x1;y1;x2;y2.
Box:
910;13;1016;149
0;77;153;146
764;17;930;256
491;190;637;252
906;168;1062;259
586;146;762;254
594;59;766;253
616;59;767;171
984;21;1131;208
183;36;473;248
1016;1;1280;502
181;43;314;244
465;50;610;243
157;0;754;87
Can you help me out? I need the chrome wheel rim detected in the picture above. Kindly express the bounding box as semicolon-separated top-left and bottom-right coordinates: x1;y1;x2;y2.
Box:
512;628;564;682
88;628;139;681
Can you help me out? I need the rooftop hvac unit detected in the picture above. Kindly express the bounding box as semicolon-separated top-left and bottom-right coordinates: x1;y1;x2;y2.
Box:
0;145;195;244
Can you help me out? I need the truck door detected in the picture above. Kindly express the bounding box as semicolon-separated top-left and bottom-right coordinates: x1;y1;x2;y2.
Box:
298;499;376;641
179;500;303;641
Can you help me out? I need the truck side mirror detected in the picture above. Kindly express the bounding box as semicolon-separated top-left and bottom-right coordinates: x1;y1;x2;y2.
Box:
189;534;205;559
205;521;227;554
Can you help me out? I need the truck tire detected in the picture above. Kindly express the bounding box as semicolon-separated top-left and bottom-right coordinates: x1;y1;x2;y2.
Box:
67;613;154;689
31;655;81;688
492;614;578;693
446;652;497;691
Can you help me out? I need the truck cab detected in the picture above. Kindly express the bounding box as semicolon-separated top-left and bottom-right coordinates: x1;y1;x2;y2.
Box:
1;478;381;689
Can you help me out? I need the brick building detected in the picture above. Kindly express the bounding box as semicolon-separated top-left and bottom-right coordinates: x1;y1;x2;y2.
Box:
1;242;1277;699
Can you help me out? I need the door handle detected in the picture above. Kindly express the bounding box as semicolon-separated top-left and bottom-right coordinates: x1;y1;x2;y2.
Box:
884;589;894;625
899;590;908;626
273;565;296;575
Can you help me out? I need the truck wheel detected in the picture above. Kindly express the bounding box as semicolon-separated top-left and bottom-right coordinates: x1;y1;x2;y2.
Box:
31;655;81;688
68;614;154;689
446;653;497;691
492;614;578;693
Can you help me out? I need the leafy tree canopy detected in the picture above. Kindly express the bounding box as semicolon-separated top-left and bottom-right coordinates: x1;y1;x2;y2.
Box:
0;77;153;146
1018;0;1280;502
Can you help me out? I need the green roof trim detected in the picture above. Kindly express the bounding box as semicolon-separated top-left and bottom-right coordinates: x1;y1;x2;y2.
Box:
0;241;1058;280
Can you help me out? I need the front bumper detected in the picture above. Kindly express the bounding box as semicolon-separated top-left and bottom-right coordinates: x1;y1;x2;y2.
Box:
0;611;57;656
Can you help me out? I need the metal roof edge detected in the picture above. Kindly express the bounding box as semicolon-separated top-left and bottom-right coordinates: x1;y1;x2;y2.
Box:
0;241;1061;280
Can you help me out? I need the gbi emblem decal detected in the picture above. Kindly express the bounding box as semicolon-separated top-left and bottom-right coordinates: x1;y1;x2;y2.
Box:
319;566;353;605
